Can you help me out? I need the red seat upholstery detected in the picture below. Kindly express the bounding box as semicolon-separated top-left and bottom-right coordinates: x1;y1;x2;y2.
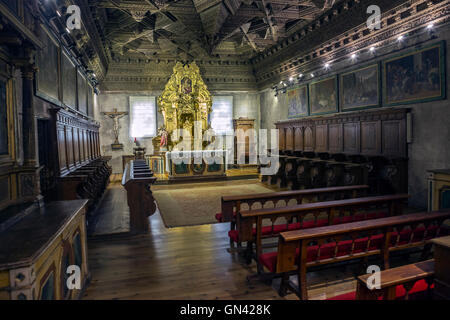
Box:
215;211;236;222
326;279;433;300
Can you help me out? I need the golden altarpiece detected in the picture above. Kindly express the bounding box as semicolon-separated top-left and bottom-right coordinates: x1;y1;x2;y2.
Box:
150;62;225;179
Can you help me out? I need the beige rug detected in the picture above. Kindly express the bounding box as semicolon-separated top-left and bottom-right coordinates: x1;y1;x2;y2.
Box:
152;179;274;228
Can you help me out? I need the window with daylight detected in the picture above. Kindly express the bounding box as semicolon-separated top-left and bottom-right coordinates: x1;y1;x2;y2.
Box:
129;96;157;138
210;96;233;135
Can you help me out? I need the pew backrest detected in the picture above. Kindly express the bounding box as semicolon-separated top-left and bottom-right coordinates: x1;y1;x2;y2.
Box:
221;184;370;222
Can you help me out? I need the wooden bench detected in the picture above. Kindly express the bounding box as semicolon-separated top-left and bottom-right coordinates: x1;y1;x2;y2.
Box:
241;194;409;267
327;259;435;300
217;185;369;249
122;160;157;233
268;210;450;299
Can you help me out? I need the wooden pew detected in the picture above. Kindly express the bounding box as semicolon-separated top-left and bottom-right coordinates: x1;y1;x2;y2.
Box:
355;259;435;300
218;185;369;250
122;160;157;233
327;259;435;300
242;194;409;268
270;210;450;299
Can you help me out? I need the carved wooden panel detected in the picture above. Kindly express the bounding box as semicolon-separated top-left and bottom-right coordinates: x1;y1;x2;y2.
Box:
275;109;407;159
382;120;406;157
73;128;79;165
304;127;314;151
315;124;328;152
285;127;293;151
343;122;360;154
52;108;100;176
361;121;381;155
294;127;303;151
329;124;343;153
57;126;67;172
279;128;285;151
66;127;74;169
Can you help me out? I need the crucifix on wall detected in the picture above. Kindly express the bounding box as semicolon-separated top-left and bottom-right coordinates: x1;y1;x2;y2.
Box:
102;108;128;150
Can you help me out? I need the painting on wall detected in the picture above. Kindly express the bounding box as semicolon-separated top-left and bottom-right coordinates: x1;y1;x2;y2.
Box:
340;64;380;111
62;50;77;110
287;85;308;118
309;76;338;115
36;26;60;106
77;70;87;115
383;41;446;106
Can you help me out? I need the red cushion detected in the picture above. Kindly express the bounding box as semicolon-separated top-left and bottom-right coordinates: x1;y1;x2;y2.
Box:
327;279;433;300
215;211;237;222
326;291;356;300
259;251;278;273
228;230;239;243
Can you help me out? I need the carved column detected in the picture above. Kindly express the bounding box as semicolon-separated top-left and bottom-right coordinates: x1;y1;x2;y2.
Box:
21;64;37;167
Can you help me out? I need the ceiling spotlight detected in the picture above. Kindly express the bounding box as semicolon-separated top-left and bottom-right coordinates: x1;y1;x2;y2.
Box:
351;53;357;60
289;77;294;82
324;63;330;69
310;73;314;78
427;23;434;30
397;35;404;41
279;81;283;85
370;46;376;52
298;73;304;78
283;82;287;87
92;73;96;77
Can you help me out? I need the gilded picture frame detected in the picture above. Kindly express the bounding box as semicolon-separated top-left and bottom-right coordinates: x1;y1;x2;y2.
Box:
383;41;446;106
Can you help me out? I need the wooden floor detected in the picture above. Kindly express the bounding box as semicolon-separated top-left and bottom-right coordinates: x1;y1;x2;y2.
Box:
83;182;421;300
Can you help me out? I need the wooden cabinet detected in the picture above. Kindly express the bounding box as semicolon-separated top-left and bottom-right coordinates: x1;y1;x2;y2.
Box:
430;236;450;300
428;169;450;211
0;200;90;300
233;118;255;164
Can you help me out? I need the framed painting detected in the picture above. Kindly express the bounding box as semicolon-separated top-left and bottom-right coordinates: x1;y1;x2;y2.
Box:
309;76;338;115
61;49;77;110
287;85;309;118
77;69;87;115
340;63;380;111
36;25;60;106
383;41;446;106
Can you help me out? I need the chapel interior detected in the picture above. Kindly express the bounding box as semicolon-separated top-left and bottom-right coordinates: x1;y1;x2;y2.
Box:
0;0;449;301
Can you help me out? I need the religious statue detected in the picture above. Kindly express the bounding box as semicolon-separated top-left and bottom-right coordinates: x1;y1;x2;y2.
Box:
158;126;169;150
102;108;128;150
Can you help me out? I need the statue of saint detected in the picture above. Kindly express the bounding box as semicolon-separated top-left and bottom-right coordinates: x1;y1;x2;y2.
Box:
158;126;169;148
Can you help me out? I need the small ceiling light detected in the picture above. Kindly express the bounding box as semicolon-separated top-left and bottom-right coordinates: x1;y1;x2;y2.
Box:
279;81;283;84
427;23;434;30
351;53;357;60
310;73;314;78
298;73;303;78
289;76;294;82
370;46;376;52
66;27;71;34
56;10;61;17
92;73;96;77
283;82;287;87
397;35;404;41
324;63;330;69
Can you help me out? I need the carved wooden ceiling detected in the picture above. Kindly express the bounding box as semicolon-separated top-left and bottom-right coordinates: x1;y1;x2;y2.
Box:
89;0;342;60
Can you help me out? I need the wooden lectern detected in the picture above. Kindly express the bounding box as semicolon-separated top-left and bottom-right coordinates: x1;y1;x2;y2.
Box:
122;160;157;233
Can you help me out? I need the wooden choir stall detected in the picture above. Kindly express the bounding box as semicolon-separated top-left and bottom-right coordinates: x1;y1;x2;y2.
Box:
264;108;408;195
